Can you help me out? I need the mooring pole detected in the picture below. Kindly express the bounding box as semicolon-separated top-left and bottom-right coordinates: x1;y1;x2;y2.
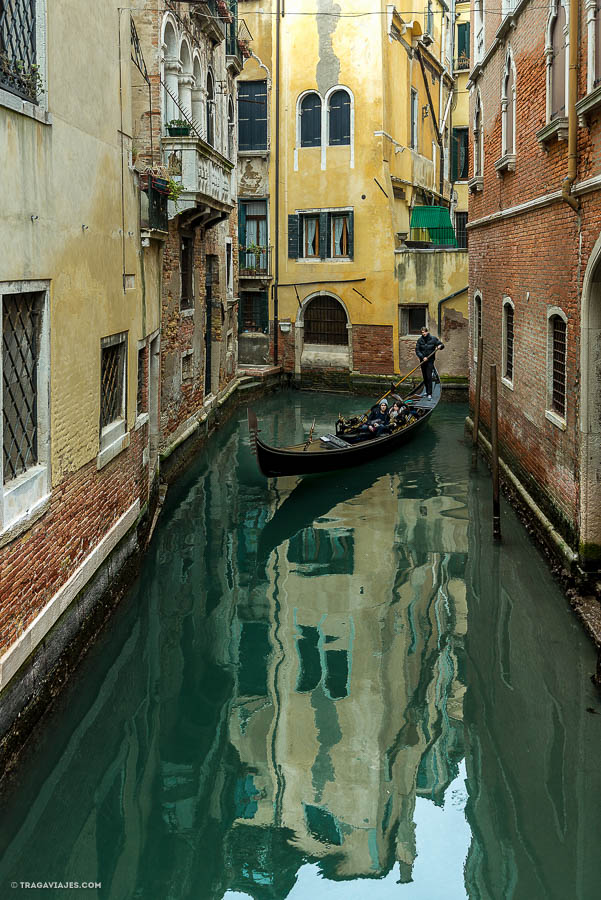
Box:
490;364;501;541
472;336;484;463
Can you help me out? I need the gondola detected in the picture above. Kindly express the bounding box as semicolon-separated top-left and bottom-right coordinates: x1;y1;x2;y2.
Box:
248;370;441;478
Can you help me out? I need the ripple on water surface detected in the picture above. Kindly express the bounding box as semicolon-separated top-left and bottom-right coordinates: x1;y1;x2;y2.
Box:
0;391;600;900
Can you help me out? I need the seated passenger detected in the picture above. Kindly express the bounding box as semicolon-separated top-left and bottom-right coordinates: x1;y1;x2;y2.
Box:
361;399;390;437
389;400;409;427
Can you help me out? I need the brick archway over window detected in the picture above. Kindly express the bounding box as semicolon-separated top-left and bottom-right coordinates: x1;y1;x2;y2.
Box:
304;295;348;345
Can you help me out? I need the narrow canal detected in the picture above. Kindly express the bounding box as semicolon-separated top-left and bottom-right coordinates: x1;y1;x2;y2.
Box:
1;391;600;900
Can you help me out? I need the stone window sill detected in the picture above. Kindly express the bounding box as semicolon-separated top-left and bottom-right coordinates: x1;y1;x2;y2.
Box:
0;88;52;125
97;428;130;471
238;149;269;158
181;306;194;317
135;412;149;432
494;153;516;175
501;375;514;391
545;408;566;431
0;468;50;549
576;85;601;124
468;176;484;193
536;117;568;146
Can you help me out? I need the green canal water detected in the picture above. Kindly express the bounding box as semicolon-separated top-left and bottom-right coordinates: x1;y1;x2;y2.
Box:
1;392;600;900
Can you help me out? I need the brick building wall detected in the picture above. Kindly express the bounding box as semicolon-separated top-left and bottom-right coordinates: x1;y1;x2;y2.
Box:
0;428;148;657
352;325;395;375
468;0;601;554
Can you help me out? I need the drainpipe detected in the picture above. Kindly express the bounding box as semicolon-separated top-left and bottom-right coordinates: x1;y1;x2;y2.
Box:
273;0;281;364
561;0;579;212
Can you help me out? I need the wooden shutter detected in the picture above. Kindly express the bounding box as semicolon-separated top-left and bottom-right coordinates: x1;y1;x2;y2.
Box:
329;90;351;146
288;214;300;258
238;202;246;248
457;23;470;60
319;212;328;259
301;93;321;147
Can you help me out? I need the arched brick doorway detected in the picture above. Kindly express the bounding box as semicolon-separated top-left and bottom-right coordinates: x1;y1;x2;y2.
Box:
296;292;352;375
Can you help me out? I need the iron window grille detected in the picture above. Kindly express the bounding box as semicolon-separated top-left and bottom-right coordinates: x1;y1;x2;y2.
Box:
239;291;268;333
136;347;147;417
304;296;348;345
2;292;39;482
504;304;514;381
455;212;468;249
551;316;567;417
100;338;126;430
0;0;39;103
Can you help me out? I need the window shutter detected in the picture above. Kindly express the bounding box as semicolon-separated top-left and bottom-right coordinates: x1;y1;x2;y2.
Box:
457;23;470;60
319;212;328;259
451;128;459;182
347;211;354;259
238;202;247;248
288;214;299;258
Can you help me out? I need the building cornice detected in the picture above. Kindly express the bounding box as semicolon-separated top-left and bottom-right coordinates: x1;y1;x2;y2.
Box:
468;174;601;229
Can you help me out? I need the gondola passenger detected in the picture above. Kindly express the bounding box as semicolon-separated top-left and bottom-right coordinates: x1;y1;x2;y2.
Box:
361;399;390;437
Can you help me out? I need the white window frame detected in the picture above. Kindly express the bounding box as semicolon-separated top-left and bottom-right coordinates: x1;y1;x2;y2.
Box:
546;307;568;429
501;297;515;390
545;0;569;124
98;332;129;470
585;0;601;94
1;281;51;537
474;0;484;66
473;90;483;177
410;88;419;150
502;50;516;157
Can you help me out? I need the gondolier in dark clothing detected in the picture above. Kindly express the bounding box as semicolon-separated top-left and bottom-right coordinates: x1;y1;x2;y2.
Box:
415;326;444;400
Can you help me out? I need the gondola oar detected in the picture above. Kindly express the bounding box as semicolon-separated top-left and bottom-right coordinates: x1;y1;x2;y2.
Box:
358;347;441;422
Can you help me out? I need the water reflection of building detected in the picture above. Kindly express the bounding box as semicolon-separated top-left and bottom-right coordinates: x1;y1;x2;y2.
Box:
463;473;601;900
228;461;468;889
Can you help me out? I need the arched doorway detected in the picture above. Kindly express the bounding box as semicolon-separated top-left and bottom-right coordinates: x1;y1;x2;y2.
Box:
580;245;601;564
297;293;352;375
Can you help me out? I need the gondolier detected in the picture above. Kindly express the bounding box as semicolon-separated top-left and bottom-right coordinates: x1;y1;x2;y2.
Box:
415;326;444;400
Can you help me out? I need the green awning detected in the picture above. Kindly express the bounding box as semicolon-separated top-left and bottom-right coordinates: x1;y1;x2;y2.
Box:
410;206;457;246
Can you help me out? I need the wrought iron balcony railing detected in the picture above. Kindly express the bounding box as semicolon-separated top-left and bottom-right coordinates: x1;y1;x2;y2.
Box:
0;0;40;103
140;181;169;233
454;54;470;71
239;245;272;278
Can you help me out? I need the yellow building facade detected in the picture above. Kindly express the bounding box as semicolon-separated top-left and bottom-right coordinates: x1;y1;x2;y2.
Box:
237;0;469;382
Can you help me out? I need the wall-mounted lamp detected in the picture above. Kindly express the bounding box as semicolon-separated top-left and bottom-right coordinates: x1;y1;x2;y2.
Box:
82;224;89;231
279;321;292;334
31;214;39;222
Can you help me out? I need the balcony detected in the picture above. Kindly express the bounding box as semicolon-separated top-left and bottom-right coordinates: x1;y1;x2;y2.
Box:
226;22;243;74
239;245;272;279
140;181;168;235
454;54;470;72
190;0;226;44
162;134;234;219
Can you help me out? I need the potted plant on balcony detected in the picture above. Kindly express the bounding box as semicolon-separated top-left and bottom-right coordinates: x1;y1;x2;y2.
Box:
241;243;264;274
167;119;191;137
238;39;252;59
217;0;233;22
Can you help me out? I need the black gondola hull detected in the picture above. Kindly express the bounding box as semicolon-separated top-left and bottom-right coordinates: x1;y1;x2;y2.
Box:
248;382;440;478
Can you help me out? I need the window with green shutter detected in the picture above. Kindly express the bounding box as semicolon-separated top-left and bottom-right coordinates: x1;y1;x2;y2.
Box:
300;93;321;146
451;127;469;181
328;90;351;145
238;81;267;151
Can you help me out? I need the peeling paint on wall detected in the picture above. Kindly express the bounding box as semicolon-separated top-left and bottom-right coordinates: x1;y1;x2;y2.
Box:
316;0;341;94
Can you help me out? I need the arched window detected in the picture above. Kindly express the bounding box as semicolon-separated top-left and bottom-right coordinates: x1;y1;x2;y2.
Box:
474;293;482;359
304;296;348;345
550;3;567;120
328;90;351;146
206;70;215;146
548;311;567;419
502;298;515;385
474;92;483;177
594;0;601;88
300;92;321;147
502;54;515;157
162;19;179;127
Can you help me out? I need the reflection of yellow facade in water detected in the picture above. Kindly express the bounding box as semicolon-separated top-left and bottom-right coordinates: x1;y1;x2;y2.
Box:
229;470;467;882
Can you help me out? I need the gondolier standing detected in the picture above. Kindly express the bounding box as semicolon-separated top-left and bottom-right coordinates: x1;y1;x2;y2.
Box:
415;326;444;400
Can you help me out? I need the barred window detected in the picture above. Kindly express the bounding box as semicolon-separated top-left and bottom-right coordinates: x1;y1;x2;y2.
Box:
181;237;194;309
0;0;41;104
304;296;348;345
551;314;567;417
3;292;39;481
100;334;127;432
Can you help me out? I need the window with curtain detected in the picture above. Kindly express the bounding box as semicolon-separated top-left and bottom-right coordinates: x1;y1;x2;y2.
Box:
239;200;268;273
303;216;320;257
328;90;351;145
474;92;483;176
300;92;321;146
331;214;349;257
452;128;469;180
